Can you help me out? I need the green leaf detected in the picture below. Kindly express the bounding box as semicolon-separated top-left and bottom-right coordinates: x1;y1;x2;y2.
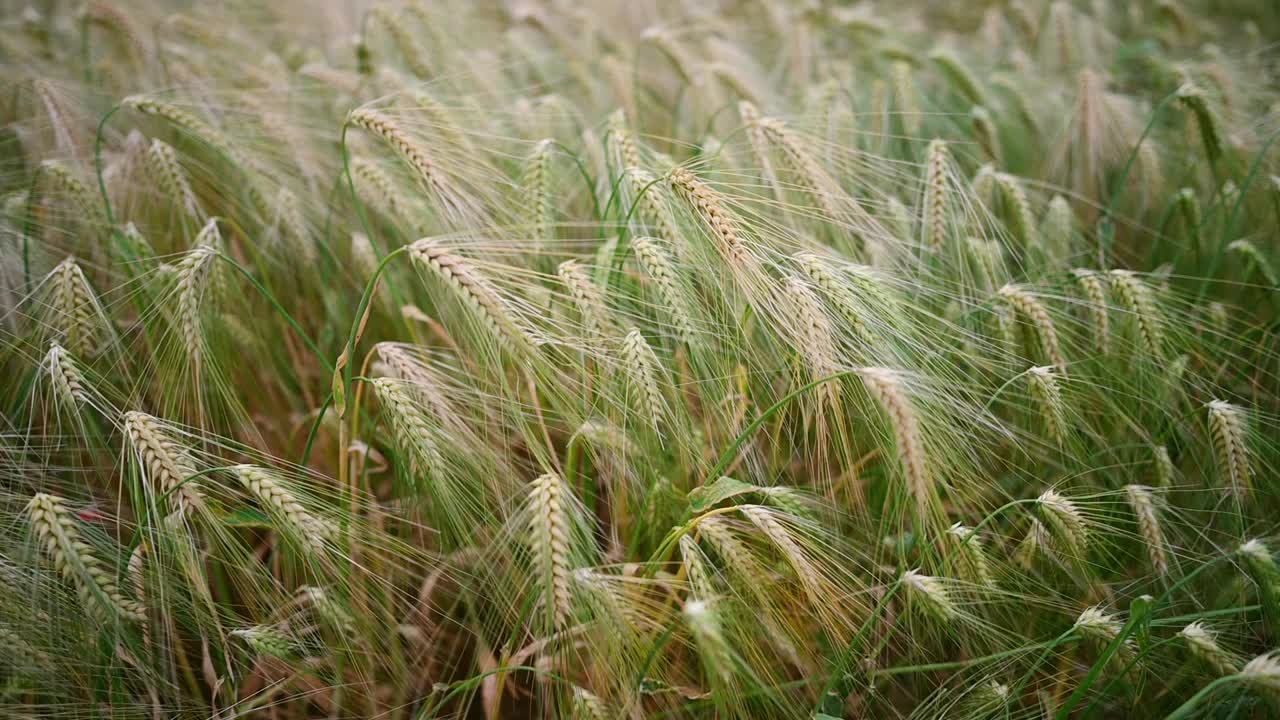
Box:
220;506;272;528
687;475;756;513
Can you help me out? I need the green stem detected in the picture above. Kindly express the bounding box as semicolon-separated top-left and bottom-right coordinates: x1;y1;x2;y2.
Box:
1165;675;1239;720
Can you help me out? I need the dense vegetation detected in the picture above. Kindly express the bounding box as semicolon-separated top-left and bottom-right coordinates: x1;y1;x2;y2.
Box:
1;1;1278;717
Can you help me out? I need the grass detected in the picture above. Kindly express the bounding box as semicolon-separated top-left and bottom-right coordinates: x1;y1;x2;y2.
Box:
0;1;1278;718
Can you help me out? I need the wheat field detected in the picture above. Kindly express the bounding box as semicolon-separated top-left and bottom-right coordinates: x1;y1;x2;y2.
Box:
1;1;1278;718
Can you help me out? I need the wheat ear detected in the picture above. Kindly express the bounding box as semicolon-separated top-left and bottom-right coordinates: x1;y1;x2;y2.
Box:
1027;366;1067;447
557;259;613;340
946;523;995;586
44;256;102;356
901;569;959;624
1207;400;1250;496
26;493;146;622
122;411;205;512
524;139;553;245
993;172;1039;249
174;240;217;375
1107;270;1163;358
1074;606;1135;669
369;377;448;486
46;342;90;407
1072;269;1110;354
1180;622;1239;677
998;284;1067;371
233;465;334;555
348;107;452;207
1124;485;1168;576
785;276;839;389
631;236;697;344
146;138;201;222
860;368;932;523
528;472;573;632
621;328;665;434
923;139;951;253
795;252;877;345
668;166;746;262
1036;489;1088;559
408;238;540;349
